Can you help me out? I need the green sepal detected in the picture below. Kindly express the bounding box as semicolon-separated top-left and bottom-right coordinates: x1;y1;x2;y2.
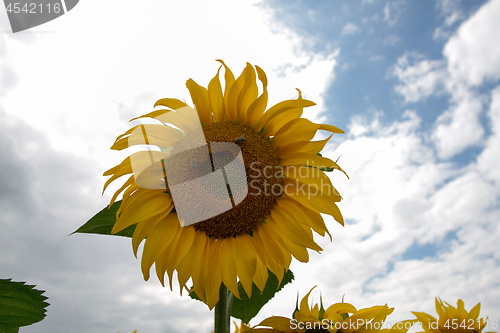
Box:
231;269;294;324
188;289;202;302
318;292;325;321
189;269;294;324
0;279;49;331
308;165;335;172
71;200;136;238
292;290;299;320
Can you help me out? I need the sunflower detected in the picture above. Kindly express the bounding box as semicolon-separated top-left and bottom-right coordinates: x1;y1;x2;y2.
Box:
211;322;251;333
412;298;493;333
103;60;346;309
248;287;405;333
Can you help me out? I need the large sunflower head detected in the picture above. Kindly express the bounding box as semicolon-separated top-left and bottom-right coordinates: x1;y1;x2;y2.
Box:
249;287;401;333
103;61;347;309
412;298;493;333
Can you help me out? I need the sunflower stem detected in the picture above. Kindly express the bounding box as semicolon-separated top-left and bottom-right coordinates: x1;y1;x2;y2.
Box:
214;284;234;333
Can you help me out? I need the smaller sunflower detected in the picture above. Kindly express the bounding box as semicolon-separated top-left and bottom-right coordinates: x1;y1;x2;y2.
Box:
234;321;252;333
248;287;398;333
412;298;494;333
210;321;251;333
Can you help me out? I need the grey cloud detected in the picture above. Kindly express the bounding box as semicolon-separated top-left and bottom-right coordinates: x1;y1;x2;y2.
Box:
0;37;20;96
0;110;212;333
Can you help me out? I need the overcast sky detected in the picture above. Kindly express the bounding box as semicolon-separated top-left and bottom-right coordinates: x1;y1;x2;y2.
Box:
1;0;499;332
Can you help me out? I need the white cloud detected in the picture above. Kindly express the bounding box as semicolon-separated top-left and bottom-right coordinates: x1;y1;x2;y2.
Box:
255;103;499;322
436;0;464;26
392;0;500;159
392;53;447;103
444;0;500;86
2;1;500;331
383;1;404;27
342;23;359;35
0;1;341;332
433;0;464;41
0;0;338;173
477;86;500;185
432;85;485;159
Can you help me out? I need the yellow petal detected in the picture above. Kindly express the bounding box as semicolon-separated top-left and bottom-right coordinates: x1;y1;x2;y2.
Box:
467;302;481;321
283;178;344;225
264;89;303;137
246;65;269;126
218;237;240;298
258;316;296;333
208;65;225;122
254;99;316;133
253;257;269;292
354;305;393;333
118;188;162;218
266;216;309;262
163;225;196;290
176;231;207;290
270;208;322;252
236;63;258;122
216;59;235;101
236;234;257;297
324;303;357;319
284;166;342;202
152;109;198;133
272;118;320;148
154;224;183;287
192;239;211;303
253;225;285;266
264;106;303;138
412;312;438;333
130;201;173;258
140;213;180;280
277;135;332;157
106;175;134;206
226;66;247;121
205;240;223;309
129;109;170;122
112;193;172;234
154;98;188;110
319;123;344;134
186;79;212;125
300;286;316;314
111;125;182;151
280;152;346;176
435;298;446;319
277;196;330;240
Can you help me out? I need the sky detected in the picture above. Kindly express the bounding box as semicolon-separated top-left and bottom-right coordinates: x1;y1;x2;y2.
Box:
0;0;499;332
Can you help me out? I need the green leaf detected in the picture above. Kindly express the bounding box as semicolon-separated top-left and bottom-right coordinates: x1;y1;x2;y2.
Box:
188;289;202;302
0;279;49;331
72;200;136;238
188;270;294;325
231;269;294;324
